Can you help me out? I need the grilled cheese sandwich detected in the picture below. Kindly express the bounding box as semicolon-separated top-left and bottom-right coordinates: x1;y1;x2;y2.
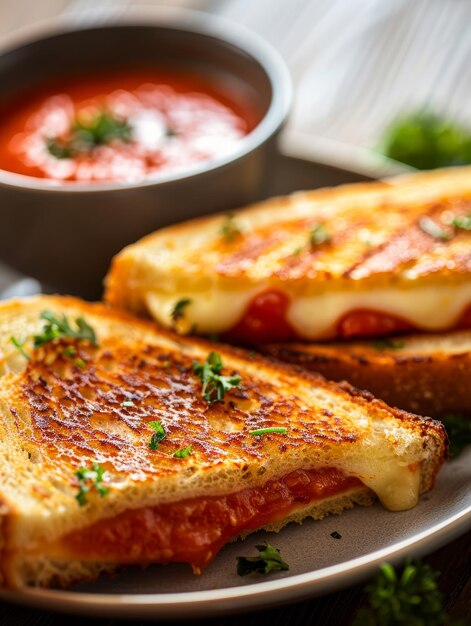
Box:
0;296;446;589
105;166;471;342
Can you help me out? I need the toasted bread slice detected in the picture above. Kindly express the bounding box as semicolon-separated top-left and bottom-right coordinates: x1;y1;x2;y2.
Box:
105;166;471;342
0;296;446;589
262;331;471;417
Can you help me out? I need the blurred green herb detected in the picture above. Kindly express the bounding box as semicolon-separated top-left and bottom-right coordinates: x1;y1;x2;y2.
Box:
47;111;132;159
237;542;289;576
352;559;467;626
173;445;193;458
221;213;242;242
440;413;471;459
310;223;331;246
75;462;109;506
149;420;166;451
10;335;31;361
372;338;406;351
379;111;471;170
171;298;191;322
419;216;453;242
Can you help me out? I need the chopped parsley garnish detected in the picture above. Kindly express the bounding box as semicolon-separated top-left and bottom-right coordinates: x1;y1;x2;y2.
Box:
237;542;289;576
221;213;242;242
75;462;109;507
372;338;406;351
63;345;77;358
47;111;132;159
121;400;135;408
192;352;241;403
34;311;98;349
440;413;471;459
149;420;166;450
418;216;452;241
451;214;471;231
173;445;193;458
330;531;342;539
352;559;464;626
249;427;287;436
74;357;86;368
379;110;471;170
171;298;191;322
310;223;331;246
10;335;31;361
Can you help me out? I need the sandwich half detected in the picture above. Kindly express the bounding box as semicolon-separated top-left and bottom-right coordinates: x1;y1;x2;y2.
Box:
0;296;446;589
262;331;471;417
105;166;471;342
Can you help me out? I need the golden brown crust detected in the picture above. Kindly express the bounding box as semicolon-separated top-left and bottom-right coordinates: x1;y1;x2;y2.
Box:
105;166;471;316
262;331;471;416
0;296;448;589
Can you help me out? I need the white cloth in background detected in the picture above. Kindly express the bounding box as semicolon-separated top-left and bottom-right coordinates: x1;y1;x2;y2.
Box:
217;0;471;149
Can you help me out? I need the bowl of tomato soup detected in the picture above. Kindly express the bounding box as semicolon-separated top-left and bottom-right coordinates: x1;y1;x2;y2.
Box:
0;8;291;297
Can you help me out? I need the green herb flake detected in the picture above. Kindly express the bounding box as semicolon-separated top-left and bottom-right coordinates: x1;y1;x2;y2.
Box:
10;335;31;361
149;420;166;450
221;213;242;242
372;338;406;351
330;531;342;539
171;298;191;322
162;361;172;368
237;542;289;576
192;352;241;403
451;214;471;231
63;345;77;358
419;216;453;241
310;223;331;246
121;400;135;408
440;413;471;459
75;462;109;507
47;111;133;160
249;427;287;437
34;311;98;349
74;358;86;368
173;445;193;458
352;559;455;626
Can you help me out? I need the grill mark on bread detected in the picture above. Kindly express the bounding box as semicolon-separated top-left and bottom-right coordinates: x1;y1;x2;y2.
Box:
15;339;362;479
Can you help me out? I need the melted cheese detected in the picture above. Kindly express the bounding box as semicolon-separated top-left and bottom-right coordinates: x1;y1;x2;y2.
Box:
146;280;471;339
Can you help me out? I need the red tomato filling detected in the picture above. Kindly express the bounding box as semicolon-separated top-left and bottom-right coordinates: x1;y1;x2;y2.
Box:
61;468;361;570
223;290;297;343
224;290;471;342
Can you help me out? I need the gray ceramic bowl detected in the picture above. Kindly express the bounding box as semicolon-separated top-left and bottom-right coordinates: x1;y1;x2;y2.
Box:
0;8;291;298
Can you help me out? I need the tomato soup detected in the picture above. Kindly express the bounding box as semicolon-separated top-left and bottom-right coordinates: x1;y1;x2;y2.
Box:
0;69;259;184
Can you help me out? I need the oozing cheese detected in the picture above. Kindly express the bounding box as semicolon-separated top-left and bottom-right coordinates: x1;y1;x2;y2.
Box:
146;280;471;339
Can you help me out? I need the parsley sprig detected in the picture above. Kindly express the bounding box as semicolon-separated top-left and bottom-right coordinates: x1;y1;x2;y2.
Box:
173;445;193;458
353;559;466;626
440;413;471;459
149;420;166;450
192;352;241;403
237;542;289;576
47;111;132;159
171;298;191;323
75;462;109;507
34;311;98;348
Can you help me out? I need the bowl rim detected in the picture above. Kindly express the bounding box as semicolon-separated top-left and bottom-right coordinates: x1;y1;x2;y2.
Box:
0;6;292;194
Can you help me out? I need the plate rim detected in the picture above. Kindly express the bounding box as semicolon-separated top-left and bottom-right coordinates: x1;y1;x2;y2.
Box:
2;496;470;619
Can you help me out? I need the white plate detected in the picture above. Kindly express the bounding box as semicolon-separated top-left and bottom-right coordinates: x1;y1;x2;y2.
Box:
1;448;470;620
